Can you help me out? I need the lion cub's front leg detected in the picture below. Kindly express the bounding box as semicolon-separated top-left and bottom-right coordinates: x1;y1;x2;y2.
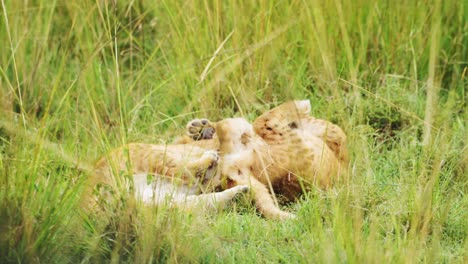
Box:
186;118;216;140
216;118;296;220
183;150;218;173
173;118;219;149
228;170;295;220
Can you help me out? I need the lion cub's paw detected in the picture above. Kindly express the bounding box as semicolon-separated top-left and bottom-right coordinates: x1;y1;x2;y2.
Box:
187;118;216;140
279;211;297;220
201;150;219;167
232;184;250;194
224;185;250;198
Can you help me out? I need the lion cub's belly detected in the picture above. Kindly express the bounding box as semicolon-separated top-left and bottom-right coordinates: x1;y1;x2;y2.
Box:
133;173;199;204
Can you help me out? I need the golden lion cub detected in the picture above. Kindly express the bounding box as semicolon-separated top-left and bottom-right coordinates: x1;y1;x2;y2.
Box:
182;100;348;219
251;100;348;198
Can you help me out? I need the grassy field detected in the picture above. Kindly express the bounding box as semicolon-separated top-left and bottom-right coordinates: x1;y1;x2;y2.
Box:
0;0;466;263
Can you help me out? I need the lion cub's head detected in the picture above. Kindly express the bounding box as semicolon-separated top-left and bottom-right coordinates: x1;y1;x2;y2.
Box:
253;100;311;142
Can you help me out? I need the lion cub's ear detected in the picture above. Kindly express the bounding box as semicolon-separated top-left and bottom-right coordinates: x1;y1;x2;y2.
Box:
294;100;311;115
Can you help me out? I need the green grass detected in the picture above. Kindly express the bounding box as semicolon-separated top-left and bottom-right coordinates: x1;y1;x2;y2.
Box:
0;0;466;262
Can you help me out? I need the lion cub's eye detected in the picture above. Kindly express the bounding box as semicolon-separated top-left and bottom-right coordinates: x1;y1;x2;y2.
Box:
288;121;298;129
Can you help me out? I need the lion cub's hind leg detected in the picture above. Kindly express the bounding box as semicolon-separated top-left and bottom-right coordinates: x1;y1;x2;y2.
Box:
302;118;348;163
134;173;249;211
179;185;249;211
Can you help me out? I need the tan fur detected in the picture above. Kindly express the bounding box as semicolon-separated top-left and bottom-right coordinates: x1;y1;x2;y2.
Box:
83;100;348;221
252;100;348;192
83;142;248;213
183;100;348;219
214;118;295;220
93;143;216;182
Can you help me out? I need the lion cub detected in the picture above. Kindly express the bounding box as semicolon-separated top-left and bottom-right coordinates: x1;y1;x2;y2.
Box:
183;100;348;215
83;143;248;213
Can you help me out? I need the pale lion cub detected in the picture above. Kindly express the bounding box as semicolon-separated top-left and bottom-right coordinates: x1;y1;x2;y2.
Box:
83;143;248;213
